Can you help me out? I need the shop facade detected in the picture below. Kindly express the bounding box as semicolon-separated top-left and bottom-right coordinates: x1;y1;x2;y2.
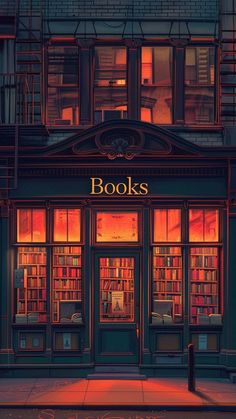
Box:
1;120;236;378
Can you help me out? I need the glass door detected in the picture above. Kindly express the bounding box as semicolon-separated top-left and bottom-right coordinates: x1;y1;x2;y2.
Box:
94;253;140;364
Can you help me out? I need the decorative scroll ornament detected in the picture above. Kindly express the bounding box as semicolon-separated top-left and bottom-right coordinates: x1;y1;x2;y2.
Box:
95;129;144;160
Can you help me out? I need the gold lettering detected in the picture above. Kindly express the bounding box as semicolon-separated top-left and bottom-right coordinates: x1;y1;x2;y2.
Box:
90;177;103;195
116;182;127;195
104;182;115;195
127;176;139;195
139;183;148;195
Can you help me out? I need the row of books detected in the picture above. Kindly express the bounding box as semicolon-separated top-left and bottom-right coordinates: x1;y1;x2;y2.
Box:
27;289;46;299
191;306;217;315
153;256;181;267
18;247;45;253
53;267;81;277
190;255;218;268
153;268;182;280
53;279;82;290
20;266;46;276
27;301;46;312
191;283;218;293
100;258;134;268
102;279;134;290
190;247;217;255
19;253;46;265
53;246;81;254
191;295;217;305
100;268;134;279
53;255;81;266
190;269;217;281
153;247;181;255
53;291;82;300
153;281;181;292
25;277;46;288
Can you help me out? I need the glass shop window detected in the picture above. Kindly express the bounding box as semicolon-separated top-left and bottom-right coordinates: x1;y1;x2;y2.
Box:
189;209;219;242
53;209;81;242
47;44;79;126
94;47;127;124
17;209;46;242
96;212;138;242
153;209;181;242
141;47;173;124
185;47;215;124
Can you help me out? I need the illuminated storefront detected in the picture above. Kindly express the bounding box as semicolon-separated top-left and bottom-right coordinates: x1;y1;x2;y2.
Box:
1;120;235;377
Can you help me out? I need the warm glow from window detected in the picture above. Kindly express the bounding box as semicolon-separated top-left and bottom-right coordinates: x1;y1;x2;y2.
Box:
54;209;81;242
189;209;219;242
96;212;138;242
17;209;46;242
154;209;181;242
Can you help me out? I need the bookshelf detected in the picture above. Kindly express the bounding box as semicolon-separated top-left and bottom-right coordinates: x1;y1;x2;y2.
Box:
17;247;47;323
190;247;219;324
99;257;134;322
52;246;82;322
153;247;183;323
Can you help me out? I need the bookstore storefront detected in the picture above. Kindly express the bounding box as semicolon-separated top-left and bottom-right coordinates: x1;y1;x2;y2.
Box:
1;121;235;377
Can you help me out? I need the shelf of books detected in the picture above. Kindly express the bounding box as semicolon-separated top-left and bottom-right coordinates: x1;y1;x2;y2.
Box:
152;247;183;324
190;247;221;325
52;246;82;323
16;247;47;323
100;257;134;323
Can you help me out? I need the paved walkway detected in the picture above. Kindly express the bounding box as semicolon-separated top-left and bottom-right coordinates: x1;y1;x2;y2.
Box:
0;378;235;409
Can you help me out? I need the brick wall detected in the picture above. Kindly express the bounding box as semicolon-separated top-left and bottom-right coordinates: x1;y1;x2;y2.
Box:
44;0;219;19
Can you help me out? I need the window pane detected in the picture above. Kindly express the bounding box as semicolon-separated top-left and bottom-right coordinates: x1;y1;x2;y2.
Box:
142;47;172;85
94;47;127;123
189;247;220;324
154;209;181;242
185;87;214;124
54;209;67;241
185;47;215;86
152;247;183;324
16;247;47;324
17;209;32;242
154;210;167;242
32;210;46;242
189;209;204;242
168;209;181;242
68;209;81;242
100;257;134;322
204;210;219;242
47;45;79;126
141;87;172;124
96;212;138;242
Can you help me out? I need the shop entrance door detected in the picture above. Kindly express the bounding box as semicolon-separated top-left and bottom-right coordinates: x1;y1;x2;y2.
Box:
94;252;140;364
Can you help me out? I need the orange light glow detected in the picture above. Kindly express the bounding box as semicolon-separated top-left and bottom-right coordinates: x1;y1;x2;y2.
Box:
96;212;138;242
154;209;181;242
189;209;219;242
17;209;46;242
54;209;81;242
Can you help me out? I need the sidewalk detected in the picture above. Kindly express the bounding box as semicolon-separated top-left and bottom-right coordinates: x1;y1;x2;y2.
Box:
0;377;235;410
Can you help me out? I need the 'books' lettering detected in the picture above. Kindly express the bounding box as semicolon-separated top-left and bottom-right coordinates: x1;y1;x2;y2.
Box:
90;177;149;195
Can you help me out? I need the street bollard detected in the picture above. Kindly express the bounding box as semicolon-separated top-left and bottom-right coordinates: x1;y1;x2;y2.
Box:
188;343;195;392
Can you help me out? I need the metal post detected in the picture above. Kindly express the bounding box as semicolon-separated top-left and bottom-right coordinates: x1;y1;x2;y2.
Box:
188;343;195;392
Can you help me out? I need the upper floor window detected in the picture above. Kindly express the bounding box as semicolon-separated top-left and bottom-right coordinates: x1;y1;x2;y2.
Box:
153;209;181;242
141;47;173;124
94;46;127;124
185;47;215;125
47;44;79;126
53;209;81;242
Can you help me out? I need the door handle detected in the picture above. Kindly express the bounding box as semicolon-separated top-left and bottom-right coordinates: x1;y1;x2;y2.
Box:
136;325;140;338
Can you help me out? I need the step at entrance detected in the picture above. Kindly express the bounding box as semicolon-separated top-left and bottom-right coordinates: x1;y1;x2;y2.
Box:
87;366;147;380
